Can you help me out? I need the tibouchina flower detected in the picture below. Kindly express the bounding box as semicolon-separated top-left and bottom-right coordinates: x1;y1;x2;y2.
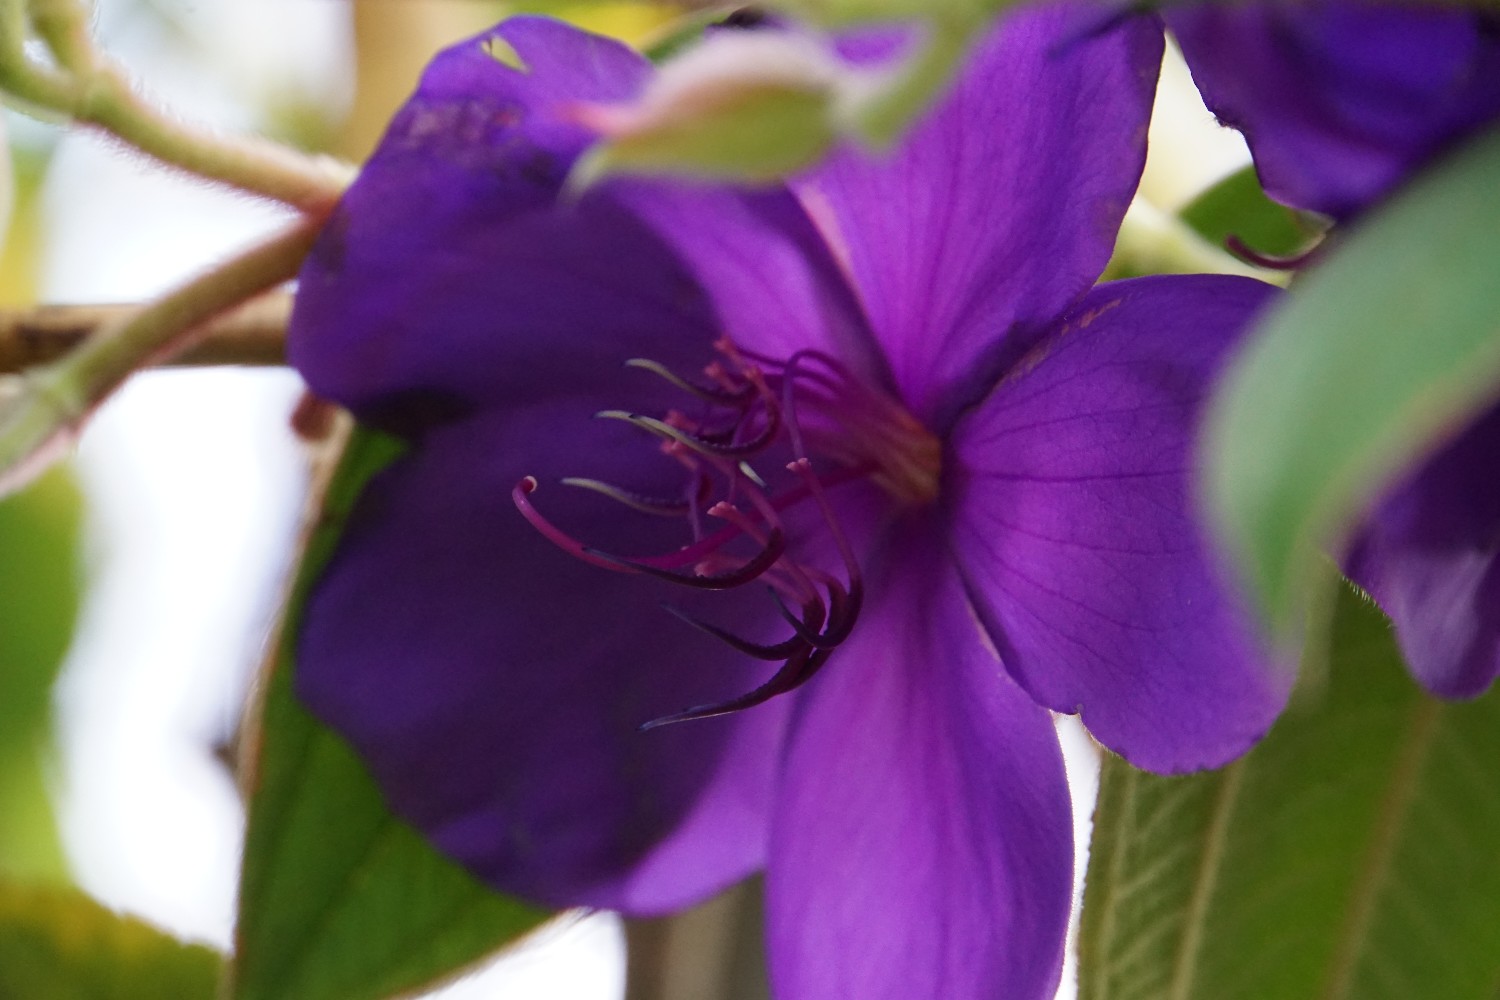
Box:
1169;2;1500;222
1171;4;1500;697
288;12;1287;997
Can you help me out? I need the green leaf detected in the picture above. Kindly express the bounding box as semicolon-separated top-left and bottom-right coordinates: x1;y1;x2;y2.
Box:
232;427;550;1000
1203;124;1500;636
1079;583;1500;1000
0;880;221;999
1179;165;1318;260
0;467;83;882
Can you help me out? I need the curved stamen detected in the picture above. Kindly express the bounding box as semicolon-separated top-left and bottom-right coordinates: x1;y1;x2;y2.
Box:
705;498;820;608
583;526;785;590
786;456;865;641
661;603;814;661
512;477;641;572
639;647;829;730
625;357;757;406
596;409;783;459
1225;233;1322;271
520;336;941;728
771;582;852;651
561;477;699;517
519;478;760;572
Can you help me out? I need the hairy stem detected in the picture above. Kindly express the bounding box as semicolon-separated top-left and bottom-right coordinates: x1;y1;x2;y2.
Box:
69;220;318;389
0;0;349;209
0;294;292;373
0;219;321;493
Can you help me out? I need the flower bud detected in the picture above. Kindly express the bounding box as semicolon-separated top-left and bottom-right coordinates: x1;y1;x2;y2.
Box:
569;29;871;188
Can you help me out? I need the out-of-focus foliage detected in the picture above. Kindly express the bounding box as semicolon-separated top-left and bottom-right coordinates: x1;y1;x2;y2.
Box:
1080;583;1500;1000
1179;164;1319;260
0;880;222;999
0;143;50;305
0;468;82;883
513;0;676;43
1203;125;1500;637
232;428;550;1000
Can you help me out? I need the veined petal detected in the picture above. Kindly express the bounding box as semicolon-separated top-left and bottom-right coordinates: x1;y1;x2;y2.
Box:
766;523;1071;1000
1345;402;1500;698
607;179;886;384
792;5;1163;428
1171;4;1500;220
288;17;724;431
948;276;1289;774
296;404;790;913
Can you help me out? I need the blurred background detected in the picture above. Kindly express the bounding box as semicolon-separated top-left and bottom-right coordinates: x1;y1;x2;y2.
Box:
0;2;1248;997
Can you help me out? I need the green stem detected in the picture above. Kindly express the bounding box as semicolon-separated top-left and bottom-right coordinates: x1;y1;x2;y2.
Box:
75;62;350;210
29;0;96;76
0;219;322;494
0;294;293;373
74;219;320;387
0;0;348;210
0;0;73;109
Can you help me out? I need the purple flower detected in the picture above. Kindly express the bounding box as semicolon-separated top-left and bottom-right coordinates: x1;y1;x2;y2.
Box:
1170;2;1500;221
1171;3;1500;698
288;11;1287;997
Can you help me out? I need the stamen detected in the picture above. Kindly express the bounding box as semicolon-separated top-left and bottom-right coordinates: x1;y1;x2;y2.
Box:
595;409;782;459
770;582;851;651
660;603;813;661
1225;233;1322;271
625;357;756;406
639;647;829;730
561;477;696;517
512;477;636;572
517;477;769;573
583;526;786;590
518;336;940;728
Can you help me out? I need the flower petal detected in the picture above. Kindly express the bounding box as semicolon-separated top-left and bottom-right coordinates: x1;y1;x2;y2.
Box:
948;276;1289;774
792;6;1163;427
296;404;792;913
606;178;884;380
1170;4;1500;220
1345;402;1500;697
288;17;725;430
765;522;1071;1000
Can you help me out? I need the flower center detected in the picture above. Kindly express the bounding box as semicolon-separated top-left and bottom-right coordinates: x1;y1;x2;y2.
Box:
514;338;940;727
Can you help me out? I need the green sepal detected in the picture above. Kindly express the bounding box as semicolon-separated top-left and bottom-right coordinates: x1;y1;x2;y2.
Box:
232;427;551;1000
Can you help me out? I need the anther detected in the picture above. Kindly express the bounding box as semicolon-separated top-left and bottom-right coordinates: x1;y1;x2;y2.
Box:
596;409;782;459
560;477;697;517
660;603;812;661
582;527;786;590
625;357;756;405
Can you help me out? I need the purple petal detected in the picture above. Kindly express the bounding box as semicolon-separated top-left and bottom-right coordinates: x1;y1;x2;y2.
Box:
766;523;1071;1000
288;17;724;430
1171;4;1500;220
792;6;1163;427
1345;402;1500;697
607;179;886;382
296;403;793;913
948;276;1289;773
